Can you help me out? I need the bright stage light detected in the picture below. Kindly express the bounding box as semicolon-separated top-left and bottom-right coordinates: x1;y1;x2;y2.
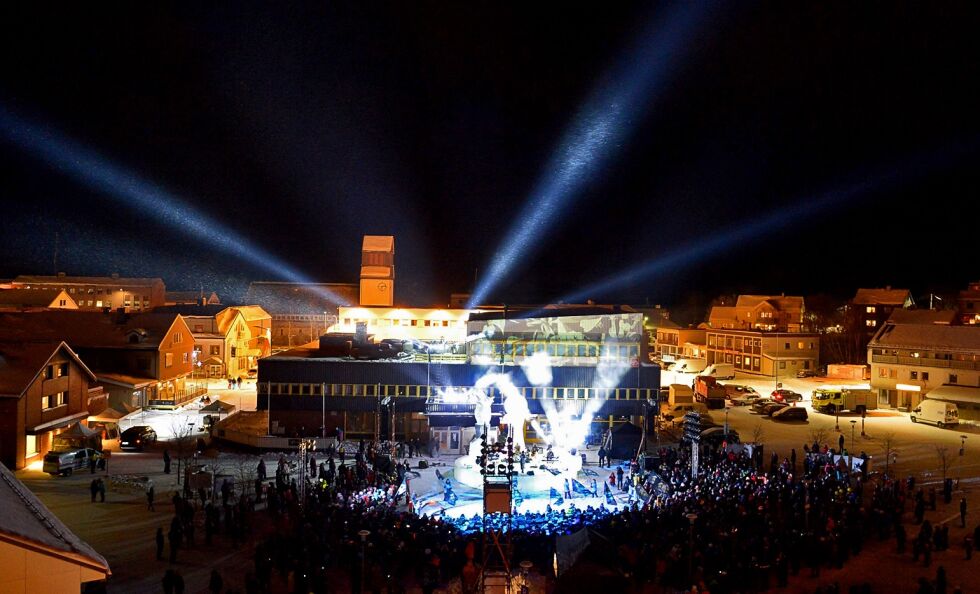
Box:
468;3;712;308
0;105;350;306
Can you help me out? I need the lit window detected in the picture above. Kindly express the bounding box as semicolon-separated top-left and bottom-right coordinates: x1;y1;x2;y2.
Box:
866;306;875;314
96;300;103;308
866;319;877;327
910;371;918;380
165;353;173;368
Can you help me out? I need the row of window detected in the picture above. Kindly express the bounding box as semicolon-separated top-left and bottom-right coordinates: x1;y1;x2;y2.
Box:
877;367;961;384
709;336;816;351
163;352;190;368
872;349;978;362
42;362;69;380
341;318;463;328
469;341;640;359
259;382;653;401
42;391;67;410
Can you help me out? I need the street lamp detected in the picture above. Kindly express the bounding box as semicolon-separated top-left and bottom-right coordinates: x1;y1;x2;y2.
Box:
724;406;730;436
358;529;371;592
849;420;856;453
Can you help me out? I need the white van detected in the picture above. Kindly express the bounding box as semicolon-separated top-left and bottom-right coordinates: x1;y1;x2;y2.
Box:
702;363;735;380
911;399;959;428
671;358;707;374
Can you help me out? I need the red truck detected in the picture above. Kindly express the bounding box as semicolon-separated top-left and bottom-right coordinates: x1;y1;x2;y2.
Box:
693;376;727;409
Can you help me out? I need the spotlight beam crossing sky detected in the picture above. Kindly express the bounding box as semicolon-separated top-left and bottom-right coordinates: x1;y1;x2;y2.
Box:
0;105;350;306
557;142;979;304
467;3;713;308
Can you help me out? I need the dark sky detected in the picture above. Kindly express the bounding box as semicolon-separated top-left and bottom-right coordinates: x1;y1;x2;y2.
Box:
1;2;977;307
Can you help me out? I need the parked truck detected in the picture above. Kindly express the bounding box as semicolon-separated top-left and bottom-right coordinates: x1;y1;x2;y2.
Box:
811;388;878;414
693;376;728;409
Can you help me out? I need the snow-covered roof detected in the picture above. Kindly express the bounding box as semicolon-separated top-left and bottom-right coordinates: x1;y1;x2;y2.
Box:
0;462;110;577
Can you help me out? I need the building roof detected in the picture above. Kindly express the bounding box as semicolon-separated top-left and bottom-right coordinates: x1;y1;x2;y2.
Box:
0;288;74;309
14;274;163;287
224;305;271;322
468;305;638;322
852;288;912;306
870;323;980;353
925;385;980;405
0;311;183;350
0;341;97;398
165;290;220;304
735;295;805;311
0;462;110;577
245;282;359;312
153;304;227;316
887;309;957;325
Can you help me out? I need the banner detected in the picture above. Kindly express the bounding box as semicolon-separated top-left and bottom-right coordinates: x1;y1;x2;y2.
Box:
555;528;591;576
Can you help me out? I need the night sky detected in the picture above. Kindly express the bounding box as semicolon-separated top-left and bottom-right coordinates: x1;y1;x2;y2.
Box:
1;3;977;308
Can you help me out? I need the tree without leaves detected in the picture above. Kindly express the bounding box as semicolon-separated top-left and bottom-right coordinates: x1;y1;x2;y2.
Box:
809;428;830;449
169;418;199;486
880;432;898;477
751;423;765;445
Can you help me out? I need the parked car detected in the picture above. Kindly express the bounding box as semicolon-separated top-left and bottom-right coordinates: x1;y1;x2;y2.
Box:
797;369;818;378
120;426;158;451
772;406;809;422
762;402;790;416
246;368;258;379
42;448;102;476
771;388;803;403
662;403;709;422
698;427;741;447
725;384;761;406
751;398;777;414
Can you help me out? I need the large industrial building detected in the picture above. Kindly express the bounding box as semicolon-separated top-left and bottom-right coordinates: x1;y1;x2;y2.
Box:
256;306;658;453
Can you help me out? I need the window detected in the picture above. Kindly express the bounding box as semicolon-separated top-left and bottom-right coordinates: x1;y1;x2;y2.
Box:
779;361;786;369
210;345;220;355
879;367;888;378
43;365;53;380
59;299;66;306
889;369;897;379
784;342;790;350
950;374;958;384
866;306;876;314
173;332;183;344
194;325;204;332
182;353;189;364
95;300;103;307
42;391;67;409
165;353;173;368
797;341;804;349
910;371;918;380
25;435;38;456
866;319;877;327
922;372;929;381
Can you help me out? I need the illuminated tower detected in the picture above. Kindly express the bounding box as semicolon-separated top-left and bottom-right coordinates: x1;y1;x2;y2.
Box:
359;235;394;306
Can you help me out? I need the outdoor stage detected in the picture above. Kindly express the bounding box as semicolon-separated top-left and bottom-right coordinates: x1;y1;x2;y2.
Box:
404;450;640;532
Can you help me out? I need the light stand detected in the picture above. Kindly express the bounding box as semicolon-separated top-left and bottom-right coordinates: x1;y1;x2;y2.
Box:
358;529;370;592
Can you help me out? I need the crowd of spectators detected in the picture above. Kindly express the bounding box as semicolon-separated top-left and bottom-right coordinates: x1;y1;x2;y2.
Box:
233;435;909;594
